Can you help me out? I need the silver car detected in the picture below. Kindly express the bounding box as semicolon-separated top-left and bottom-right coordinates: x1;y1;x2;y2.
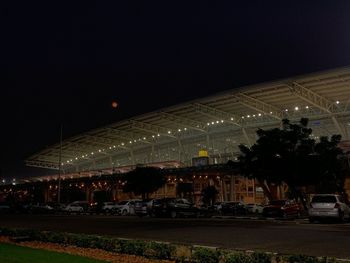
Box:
308;194;350;223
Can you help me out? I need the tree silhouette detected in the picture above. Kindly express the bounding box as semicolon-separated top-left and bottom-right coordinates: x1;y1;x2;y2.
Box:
238;118;346;208
201;185;218;206
122;167;166;200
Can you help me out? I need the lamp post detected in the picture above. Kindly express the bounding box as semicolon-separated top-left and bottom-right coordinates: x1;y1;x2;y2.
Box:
58;124;63;204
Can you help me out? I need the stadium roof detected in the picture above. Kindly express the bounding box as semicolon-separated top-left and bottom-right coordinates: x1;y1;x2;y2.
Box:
26;67;350;172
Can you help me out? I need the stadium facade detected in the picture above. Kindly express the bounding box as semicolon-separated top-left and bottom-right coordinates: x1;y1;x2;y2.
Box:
2;67;350;204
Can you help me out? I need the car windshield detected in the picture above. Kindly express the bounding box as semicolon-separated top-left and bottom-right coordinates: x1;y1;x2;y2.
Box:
312;196;337;203
118;201;128;205
269;200;286;206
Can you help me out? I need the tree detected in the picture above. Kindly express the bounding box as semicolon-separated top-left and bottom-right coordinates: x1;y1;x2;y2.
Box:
122;167;166;200
238;118;346;208
201;185;218;206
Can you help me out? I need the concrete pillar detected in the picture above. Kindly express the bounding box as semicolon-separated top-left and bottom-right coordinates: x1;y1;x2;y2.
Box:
85;185;91;202
222;178;227;201
230;175;234;201
44;186;49;203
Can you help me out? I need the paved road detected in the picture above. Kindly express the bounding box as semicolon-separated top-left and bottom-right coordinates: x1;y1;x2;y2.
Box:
1;214;350;259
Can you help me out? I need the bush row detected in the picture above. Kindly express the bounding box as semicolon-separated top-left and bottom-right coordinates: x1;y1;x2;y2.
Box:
0;227;338;263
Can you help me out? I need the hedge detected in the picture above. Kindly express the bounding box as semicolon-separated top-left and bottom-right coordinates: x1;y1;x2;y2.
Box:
0;227;341;263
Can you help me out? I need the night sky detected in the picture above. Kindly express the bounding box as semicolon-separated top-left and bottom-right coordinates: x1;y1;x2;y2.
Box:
2;1;350;179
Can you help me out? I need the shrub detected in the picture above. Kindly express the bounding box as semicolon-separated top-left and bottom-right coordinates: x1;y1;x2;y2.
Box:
115;239;147;256
144;242;175;260
250;252;272;263
192;247;220;263
285;255;335;263
225;252;252;263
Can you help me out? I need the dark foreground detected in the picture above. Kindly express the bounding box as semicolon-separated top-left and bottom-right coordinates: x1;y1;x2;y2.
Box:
1;214;350;259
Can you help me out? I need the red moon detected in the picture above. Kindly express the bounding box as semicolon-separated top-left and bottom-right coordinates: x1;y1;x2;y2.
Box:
112;101;118;108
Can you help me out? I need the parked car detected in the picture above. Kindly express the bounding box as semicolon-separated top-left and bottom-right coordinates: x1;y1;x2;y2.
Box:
88;202;105;214
64;203;84;214
113;199;141;215
246;203;264;214
308;194;350;223
149;198;199;218
28;204;54;214
71;201;89;212
0;202;11;214
220;201;247;216
134;199;153;217
262;200;301;218
47;203;66;213
101;202;118;214
213;202;224;212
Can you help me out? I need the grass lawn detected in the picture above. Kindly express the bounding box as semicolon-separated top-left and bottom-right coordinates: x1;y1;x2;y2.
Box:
0;243;106;263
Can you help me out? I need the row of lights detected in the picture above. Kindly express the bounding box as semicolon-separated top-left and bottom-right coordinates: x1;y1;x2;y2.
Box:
63;101;342;165
240;101;340;119
207;120;225;126
63;127;190;165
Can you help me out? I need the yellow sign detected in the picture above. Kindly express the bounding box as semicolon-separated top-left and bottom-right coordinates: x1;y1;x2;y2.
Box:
198;150;208;157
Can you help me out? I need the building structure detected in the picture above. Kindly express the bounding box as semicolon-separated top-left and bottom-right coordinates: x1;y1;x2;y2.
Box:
2;67;350;203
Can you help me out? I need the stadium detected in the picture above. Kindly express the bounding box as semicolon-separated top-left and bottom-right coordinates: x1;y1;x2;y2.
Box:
2;67;350;204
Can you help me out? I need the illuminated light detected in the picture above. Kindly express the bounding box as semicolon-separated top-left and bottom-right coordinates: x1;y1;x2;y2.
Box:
129;141;132;144
98;149;101;152
111;101;118;108
178;129;181;132
216;121;219;124
253;114;256;117
207;123;210;126
66;160;69;163
221;120;224;123
305;105;309;109
336;100;340;104
231;117;234;120
75;157;78;160
91;152;94;155
143;137;146;140
121;143;124;146
241;116;244;119
247;115;250;118
258;113;262;116
167;130;171;134
285;109;288;112
270;111;273;114
152;135;155;138
184;128;187;131
81;155;84;158
211;122;215;125
109;147;112;149
294;106;299;111
134;140;137;142
157;133;160;137
113;145;116;148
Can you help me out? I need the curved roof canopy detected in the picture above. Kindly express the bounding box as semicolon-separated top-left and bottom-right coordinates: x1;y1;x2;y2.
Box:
26;67;350;172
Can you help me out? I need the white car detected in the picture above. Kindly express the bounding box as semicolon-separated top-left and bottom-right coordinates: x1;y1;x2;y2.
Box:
64;203;84;214
308;194;350;222
246;203;264;214
115;199;141;215
101;202;118;213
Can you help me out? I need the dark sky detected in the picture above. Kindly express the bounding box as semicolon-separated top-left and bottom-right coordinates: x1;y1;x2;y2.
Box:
2;1;350;179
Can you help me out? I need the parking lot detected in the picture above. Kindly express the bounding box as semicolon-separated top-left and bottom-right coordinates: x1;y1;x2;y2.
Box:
1;214;350;259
